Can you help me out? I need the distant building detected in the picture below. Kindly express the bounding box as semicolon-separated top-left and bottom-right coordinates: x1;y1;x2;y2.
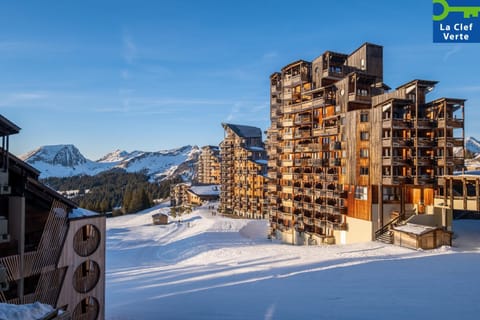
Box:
170;183;191;208
187;185;220;205
152;213;169;225
266;43;465;245
219;123;267;219
0;115;105;319
196;146;221;185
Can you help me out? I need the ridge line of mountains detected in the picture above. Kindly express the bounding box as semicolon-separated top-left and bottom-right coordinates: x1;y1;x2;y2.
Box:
19;137;480;180
19;144;201;181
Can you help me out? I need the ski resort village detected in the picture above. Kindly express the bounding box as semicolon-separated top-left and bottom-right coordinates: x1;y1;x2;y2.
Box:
1;21;480;320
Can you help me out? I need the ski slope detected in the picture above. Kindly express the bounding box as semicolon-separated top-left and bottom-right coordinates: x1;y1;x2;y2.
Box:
106;203;480;320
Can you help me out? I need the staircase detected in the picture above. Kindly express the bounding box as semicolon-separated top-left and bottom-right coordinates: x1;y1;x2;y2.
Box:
376;230;393;244
375;211;412;244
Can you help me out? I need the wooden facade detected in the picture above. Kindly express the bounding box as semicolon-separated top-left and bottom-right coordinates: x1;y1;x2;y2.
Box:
219;123;267;219
393;224;452;250
266;43;464;245
0;116;105;319
196;146;221;185
152;213;169;225
170;183;191;208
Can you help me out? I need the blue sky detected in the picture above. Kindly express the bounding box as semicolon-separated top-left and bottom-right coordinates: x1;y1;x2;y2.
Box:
1;0;479;160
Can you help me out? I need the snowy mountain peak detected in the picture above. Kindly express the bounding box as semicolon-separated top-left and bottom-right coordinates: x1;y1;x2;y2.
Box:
20;144;200;180
466;136;480;154
97;149;130;163
20;144;87;167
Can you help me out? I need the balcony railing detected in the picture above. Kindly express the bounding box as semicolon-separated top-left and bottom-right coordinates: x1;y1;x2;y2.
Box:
437;118;464;128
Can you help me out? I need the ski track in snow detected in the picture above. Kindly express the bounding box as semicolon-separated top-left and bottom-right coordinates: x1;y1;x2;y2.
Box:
106;202;480;320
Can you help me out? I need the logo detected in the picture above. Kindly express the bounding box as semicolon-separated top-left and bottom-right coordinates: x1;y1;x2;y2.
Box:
433;0;480;42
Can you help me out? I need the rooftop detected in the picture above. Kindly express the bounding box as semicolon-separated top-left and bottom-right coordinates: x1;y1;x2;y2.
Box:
222;123;262;139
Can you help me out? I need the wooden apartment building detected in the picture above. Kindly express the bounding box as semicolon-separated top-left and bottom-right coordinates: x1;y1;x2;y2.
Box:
196;145;221;185
219;123;268;219
266;43;464;245
0;115;105;319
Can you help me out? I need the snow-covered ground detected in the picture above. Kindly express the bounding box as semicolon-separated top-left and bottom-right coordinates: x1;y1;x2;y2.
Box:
106;203;480;320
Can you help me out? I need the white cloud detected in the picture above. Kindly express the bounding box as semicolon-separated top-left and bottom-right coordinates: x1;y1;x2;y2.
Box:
0;91;48;107
122;30;137;64
443;45;461;62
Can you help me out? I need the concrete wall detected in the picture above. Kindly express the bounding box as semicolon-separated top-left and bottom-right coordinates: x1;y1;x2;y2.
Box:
342;216;374;244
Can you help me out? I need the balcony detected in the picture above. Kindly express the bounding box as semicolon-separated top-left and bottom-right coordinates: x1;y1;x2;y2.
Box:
295;158;313;166
329;221;348;231
330;159;341;166
281;119;294;127
271;85;281;93
324;126;338;135
382;175;402;185
437;137;464;148
294;131;311;139
322;66;344;79
383;118;410;129
293;187;303;194
282;173;293;180
325;174;338;182
414;138;434;148
414;157;433;166
415;119;435;128
415;175;435;185
295;117;312;125
271;97;281;105
296;145;312;152
437;118;463;128
303;217;314;225
348;92;371;104
282;199;293;207
382;156;408;166
281;159;294;166
312;97;325;108
283;133;294;140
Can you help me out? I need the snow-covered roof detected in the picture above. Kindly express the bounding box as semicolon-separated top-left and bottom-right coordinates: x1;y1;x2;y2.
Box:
189;185;220;196
393;223;437;236
247;146;265;152
222;123;262;138
254;159;268;165
0;302;55;320
69;207;101;219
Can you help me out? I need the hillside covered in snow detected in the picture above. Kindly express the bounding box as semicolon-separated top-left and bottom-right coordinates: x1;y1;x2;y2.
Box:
20;144;200;180
106;202;480;320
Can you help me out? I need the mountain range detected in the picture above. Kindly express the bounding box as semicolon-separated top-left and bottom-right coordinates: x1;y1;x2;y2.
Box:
20;144;200;180
466;136;480;155
19;137;480;180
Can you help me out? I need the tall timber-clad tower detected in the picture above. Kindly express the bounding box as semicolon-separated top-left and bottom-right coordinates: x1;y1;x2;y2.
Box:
266;43;464;245
219;123;267;219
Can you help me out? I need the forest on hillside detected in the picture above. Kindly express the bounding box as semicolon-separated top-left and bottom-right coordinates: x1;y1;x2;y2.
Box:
42;169;182;214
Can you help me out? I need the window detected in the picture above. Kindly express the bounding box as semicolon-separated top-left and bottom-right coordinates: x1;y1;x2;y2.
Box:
355;186;368;200
360;131;369;140
383;187;400;201
360;113;369;122
360;167;369;175
360;149;369;158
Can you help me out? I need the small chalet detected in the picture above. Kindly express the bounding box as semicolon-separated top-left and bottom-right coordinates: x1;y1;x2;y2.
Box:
152;213;169;225
392;214;452;250
187;185;220;205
